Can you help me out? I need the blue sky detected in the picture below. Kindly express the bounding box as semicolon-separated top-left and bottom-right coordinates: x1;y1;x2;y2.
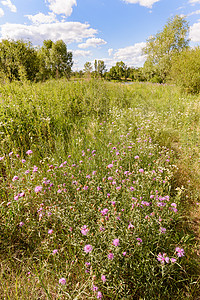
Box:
0;0;200;70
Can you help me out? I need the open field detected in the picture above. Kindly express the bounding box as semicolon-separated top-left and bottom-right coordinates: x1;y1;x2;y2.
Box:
0;79;200;299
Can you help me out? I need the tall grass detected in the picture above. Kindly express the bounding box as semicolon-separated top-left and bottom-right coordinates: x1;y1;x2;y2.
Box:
0;79;199;299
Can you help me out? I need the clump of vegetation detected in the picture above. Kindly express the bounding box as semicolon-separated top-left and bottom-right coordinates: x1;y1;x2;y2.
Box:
0;80;200;299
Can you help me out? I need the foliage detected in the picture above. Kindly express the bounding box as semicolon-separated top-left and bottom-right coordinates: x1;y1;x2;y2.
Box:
0;80;200;299
0;39;39;82
170;46;200;94
94;60;107;78
106;61;128;81
143;15;190;83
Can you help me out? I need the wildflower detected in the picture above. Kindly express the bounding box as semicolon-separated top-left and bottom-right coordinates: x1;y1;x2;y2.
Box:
171;258;177;263
101;275;106;283
59;278;66;285
108;253;114;260
53;249;58;254
136;238;142;245
97;291;103;299
128;222;134;229
160;227;166;234
157;253;169;264
26;150;33;155
134;155;139;159
84;244;93;253
122;252;127;256
139;168;144;173
81;225;89;236
12;176;19;182
101;208;108;216
107;164;113;168
92;285;98;291
113;239;119;246
22;159;26;163
175;247;185;257
35;186;42;193
19;222;24;227
48;229;53;234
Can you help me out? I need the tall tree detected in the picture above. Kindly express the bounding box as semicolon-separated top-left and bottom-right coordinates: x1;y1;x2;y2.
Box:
142;15;190;82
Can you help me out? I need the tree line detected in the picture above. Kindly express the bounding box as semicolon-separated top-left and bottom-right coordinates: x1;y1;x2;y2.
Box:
1;15;200;93
0;39;73;82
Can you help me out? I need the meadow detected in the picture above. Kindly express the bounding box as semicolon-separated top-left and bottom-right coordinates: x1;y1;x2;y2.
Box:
0;79;200;299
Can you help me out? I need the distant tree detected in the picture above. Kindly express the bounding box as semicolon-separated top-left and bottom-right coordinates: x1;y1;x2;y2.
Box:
94;60;106;78
83;61;93;79
37;39;73;80
143;15;190;82
106;61;127;81
170;46;200;93
0;39;39;82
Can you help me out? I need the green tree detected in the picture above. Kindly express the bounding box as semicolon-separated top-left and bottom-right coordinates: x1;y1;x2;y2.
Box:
106;61;127;81
0;39;39;82
94;60;106;78
143;15;190;82
83;61;93;79
170;46;200;93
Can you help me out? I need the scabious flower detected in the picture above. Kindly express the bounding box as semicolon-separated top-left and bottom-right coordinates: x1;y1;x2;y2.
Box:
35;186;42;193
12;176;19;182
26;150;33;155
157;253;169;264
97;291;103;299
84;244;93;253
175;247;185;257
113;238;119;246
59;278;66;285
108;253;114;260
81;225;89;235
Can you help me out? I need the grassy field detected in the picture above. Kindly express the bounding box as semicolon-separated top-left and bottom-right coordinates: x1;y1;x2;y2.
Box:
0;79;200;299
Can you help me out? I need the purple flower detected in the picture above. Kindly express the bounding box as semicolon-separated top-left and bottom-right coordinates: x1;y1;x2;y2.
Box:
48;229;53;234
139;168;144;173
81;225;89;236
175;247;185;257
97;291;103;299
108;253;114;260
160;227;166;234
22;159;26;163
136;238;142;245
12;176;19;182
113;238;119;246
59;278;66;285
101;275;106;283
134;155;139;159
171;258;177;263
92;285;98;291
26;150;33;155
107;164;113;168
84;244;93;253
157;253;169;264
19;222;24;227
128;222;134;229
53;249;58;254
35;186;42;193
101;208;108;216
122;251;127;256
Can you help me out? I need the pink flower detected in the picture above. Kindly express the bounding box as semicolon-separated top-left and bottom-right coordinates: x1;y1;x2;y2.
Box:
48;229;53;234
81;225;89;236
175;247;185;257
108;253;114;260
101;208;108;216
107;164;113;168
101;275;106;283
157;253;169;264
84;244;93;253
53;249;58;254
139;168;144;173
122;252;127;256
19;222;24;227
97;291;102;299
35;186;42;193
59;278;66;285
12;176;19;182
113;239;119;246
26;150;33;155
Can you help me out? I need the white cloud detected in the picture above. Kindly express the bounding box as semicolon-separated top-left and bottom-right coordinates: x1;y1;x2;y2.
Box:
122;0;160;8
108;48;113;56
0;22;97;45
0;7;4;17
25;12;57;25
189;21;200;41
72;49;92;57
1;0;17;12
78;38;107;49
188;9;200;16
113;42;147;66
189;0;200;3
46;0;77;17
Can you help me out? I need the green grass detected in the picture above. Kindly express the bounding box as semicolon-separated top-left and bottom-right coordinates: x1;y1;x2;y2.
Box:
0;79;200;299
